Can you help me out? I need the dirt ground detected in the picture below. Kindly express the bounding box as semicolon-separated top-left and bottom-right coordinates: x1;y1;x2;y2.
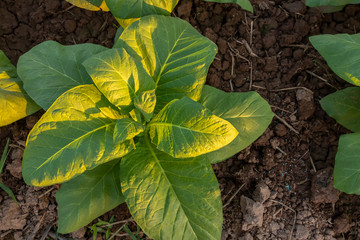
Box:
0;0;360;239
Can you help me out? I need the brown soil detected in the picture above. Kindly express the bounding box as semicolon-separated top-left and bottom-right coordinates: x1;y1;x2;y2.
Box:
1;0;360;239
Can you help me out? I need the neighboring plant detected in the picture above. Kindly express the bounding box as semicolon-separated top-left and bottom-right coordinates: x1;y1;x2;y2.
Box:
306;0;360;12
310;33;360;195
90;217;142;240
204;0;253;12
66;0;109;11
65;0;253;28
0;139;18;204
0;50;40;127
90;216;115;240
17;42;107;110
19;15;273;239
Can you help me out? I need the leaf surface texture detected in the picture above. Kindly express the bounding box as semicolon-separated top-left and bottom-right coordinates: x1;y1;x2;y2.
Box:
149;97;238;158
22;85;133;186
120;139;222;240
199;86;273;163
17;41;107;109
321;87;360;132
334;132;360;195
83;48;155;111
0;50;40;127
114;15;217;111
57;160;124;233
310;34;360;86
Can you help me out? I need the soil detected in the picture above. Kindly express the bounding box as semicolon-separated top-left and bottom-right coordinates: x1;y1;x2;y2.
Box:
1;0;360;239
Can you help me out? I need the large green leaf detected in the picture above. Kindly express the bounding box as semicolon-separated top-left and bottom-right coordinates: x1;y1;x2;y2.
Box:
106;0;178;27
83;48;155;111
113;118;145;143
114;15;217;111
0;51;16;78
321;87;360;133
0;50;40;127
17;41;107;110
22;84;133;187
310;34;360;86
66;0;109;11
120;138;222;240
199;85;273;163
334;132;360;195
148;97;238;158
306;0;360;7
204;0;253;12
134;90;156;122
0;182;18;204
57;160;124;233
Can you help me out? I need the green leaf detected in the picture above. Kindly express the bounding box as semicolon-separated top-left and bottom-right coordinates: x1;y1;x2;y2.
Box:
114;26;124;45
124;225;138;240
134;90;156;122
321;87;360;132
306;0;360;7
114;118;145;143
0;50;40;127
149;97;238;158
57;160;124;233
204;0;253;12
129;108;142;123
310;34;360;86
114;15;218;111
0;139;10;174
0;50;16;77
334;132;360;195
0;139;17;204
17;41;107;109
22;84;134;187
105;0;179;26
120;138;222;240
83;48;155;111
66;0;109;11
319;5;346;12
0;182;18;204
199;85;273;163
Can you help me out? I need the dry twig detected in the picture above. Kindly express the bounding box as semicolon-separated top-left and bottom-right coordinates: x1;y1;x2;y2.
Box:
223;183;246;208
53;5;75;16
27;213;47;240
0;230;12;239
271;105;292;114
309;155;317;173
274;113;299;134
250;21;254;45
103;218;133;228
298;150;309;161
40;224;53;240
270;200;297;240
306;70;338;90
48;232;67;240
249;61;253;90
270;86;313;94
252;84;266;90
38;187;55;199
235;39;259;58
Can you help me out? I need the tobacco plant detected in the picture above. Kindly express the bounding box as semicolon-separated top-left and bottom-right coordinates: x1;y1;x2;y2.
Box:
310;33;360;195
306;0;360;12
66;0;253;28
0;139;18;203
0;50;40;127
19;15;273;239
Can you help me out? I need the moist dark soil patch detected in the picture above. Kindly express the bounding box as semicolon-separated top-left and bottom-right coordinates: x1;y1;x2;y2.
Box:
1;0;360;239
